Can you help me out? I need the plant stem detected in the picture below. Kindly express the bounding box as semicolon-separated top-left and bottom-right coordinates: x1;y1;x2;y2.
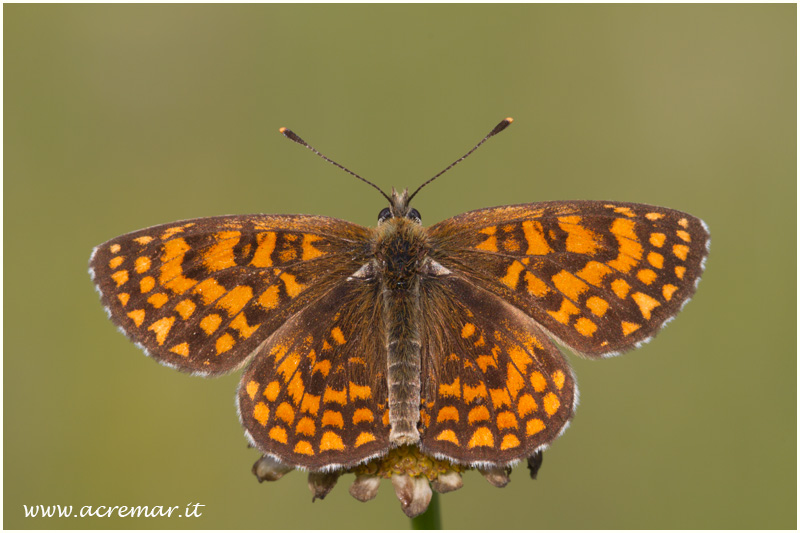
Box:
410;492;441;529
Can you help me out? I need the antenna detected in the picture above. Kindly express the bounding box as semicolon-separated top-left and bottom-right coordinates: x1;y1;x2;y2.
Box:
279;127;391;203
407;117;513;203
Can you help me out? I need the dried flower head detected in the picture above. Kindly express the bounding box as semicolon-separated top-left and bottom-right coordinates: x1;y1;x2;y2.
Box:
252;445;544;517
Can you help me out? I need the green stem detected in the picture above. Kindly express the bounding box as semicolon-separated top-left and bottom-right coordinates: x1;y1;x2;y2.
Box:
410;492;441;529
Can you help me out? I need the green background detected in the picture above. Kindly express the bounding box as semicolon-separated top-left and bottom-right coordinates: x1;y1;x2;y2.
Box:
5;4;795;529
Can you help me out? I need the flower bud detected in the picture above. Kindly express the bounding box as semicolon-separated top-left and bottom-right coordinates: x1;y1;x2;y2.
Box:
391;474;432;518
478;465;512;488
431;471;463;493
307;471;340;501
349;474;381;502
252;455;294;482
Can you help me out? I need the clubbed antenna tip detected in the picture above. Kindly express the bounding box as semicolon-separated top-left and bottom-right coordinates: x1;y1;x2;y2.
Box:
278;126;391;202
407;117;514;203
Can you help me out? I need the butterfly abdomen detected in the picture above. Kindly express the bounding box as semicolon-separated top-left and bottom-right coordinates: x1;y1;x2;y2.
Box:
373;219;431;445
383;287;422;445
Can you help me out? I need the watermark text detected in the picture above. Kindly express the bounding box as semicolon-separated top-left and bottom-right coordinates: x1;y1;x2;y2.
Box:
23;503;205;518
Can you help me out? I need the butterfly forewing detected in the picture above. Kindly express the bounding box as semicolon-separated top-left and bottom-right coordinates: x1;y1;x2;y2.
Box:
428;201;709;357
237;280;390;470
418;275;576;464
89;215;370;375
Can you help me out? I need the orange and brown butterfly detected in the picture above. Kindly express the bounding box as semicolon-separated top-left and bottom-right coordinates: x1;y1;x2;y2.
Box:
89;118;709;515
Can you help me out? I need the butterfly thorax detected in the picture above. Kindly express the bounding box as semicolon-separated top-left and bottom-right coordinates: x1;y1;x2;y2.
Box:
373;218;430;290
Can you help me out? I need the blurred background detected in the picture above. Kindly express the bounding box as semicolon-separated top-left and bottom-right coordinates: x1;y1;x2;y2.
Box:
4;4;795;529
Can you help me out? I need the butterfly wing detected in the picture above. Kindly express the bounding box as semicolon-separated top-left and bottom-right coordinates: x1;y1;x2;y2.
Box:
89;215;370;375
428;201;709;357
417;275;576;465
237;279;391;470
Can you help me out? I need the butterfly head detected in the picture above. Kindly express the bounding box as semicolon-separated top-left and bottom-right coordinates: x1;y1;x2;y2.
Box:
378;188;421;224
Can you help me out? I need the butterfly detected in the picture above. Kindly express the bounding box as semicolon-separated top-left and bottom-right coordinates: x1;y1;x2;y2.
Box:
89;118;709;475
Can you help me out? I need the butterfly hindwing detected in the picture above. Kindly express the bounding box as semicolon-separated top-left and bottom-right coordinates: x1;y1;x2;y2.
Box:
237;279;391;470
417;274;576;465
428;201;709;357
89;215;370;375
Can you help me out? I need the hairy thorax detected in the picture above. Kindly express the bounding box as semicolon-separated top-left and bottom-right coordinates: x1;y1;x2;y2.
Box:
371;217;431;291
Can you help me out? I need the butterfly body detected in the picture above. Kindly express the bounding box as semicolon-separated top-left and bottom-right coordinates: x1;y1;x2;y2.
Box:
375;219;425;445
371;189;454;446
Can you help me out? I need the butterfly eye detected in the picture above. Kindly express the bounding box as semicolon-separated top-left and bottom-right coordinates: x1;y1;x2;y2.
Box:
408;208;421;223
378;207;392;223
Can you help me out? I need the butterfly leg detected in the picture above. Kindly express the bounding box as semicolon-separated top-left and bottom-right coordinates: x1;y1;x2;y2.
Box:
527;451;544;479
